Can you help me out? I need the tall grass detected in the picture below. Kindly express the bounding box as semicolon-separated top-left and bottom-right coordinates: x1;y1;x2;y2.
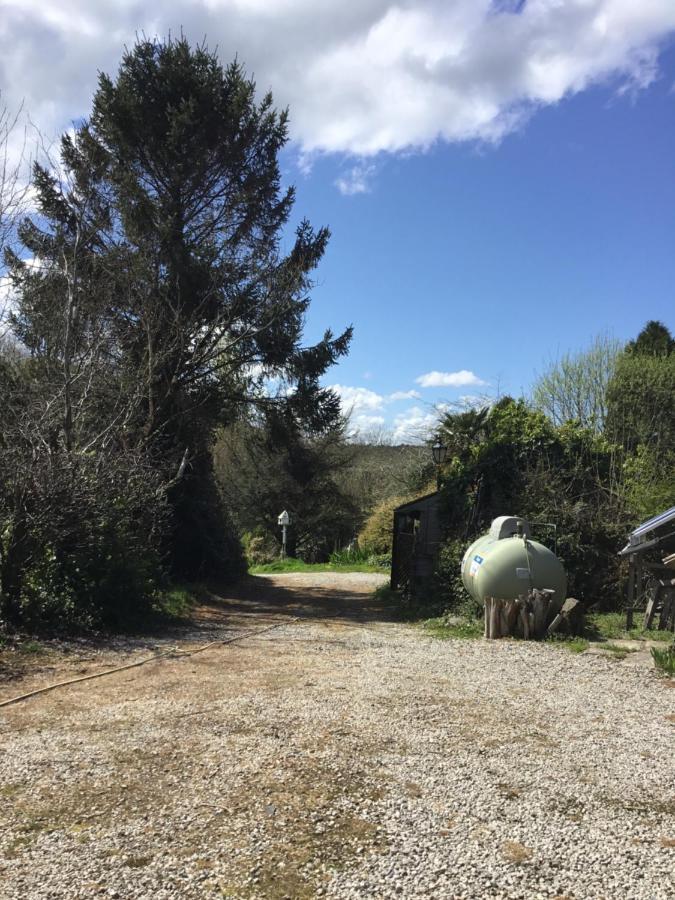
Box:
651;644;675;676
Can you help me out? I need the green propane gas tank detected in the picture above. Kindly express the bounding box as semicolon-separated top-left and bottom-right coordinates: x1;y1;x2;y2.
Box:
461;516;567;612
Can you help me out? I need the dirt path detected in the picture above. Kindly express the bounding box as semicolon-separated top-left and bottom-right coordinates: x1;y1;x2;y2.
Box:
1;573;673;899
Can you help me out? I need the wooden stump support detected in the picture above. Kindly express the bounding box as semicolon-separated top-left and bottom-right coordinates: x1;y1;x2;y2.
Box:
484;589;558;640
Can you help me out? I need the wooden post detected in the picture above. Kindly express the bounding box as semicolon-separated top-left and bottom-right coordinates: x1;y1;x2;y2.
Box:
644;582;659;630
659;579;675;631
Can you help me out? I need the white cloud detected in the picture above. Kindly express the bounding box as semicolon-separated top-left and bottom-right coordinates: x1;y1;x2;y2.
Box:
0;1;673;172
458;394;491;409
335;161;377;196
351;413;386;430
416;369;487;388
391;405;439;443
388;389;422;402
330;384;424;414
329;383;385;412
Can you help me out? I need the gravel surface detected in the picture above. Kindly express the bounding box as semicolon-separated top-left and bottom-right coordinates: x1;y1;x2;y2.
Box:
1;572;673;899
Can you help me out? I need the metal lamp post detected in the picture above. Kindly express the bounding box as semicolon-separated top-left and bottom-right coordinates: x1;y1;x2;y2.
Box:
431;439;448;491
278;510;291;558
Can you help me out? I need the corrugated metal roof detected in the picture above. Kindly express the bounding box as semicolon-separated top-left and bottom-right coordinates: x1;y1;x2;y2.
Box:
619;505;675;556
630;505;675;539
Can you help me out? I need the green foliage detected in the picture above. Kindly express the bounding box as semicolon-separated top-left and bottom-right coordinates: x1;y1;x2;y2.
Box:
651;644;675;676
215;419;360;563
532;333;621;431
606;351;675;455
217;425;426;569
622;446;675;521
1;37;350;630
152;586;199;622
358;495;411;555
329;546;390;568
242;530;280;567
431;397;628;610
626;320;674;357
0;448;169;630
423;539;475;618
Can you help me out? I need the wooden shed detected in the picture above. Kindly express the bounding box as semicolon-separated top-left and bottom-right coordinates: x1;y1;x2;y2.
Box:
390;492;442;595
619;505;675;631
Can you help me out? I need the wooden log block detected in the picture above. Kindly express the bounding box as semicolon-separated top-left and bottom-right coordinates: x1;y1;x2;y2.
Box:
531;589;554;637
547;598;581;635
519;603;530;640
485;594;559;640
499;601;509;637
505;598;519;634
484;597;492;638
490;598;500;639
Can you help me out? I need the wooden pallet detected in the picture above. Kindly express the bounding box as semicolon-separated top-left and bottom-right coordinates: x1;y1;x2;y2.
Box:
643;577;675;631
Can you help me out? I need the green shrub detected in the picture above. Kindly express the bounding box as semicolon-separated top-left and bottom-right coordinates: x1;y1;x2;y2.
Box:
330;546;372;566
419;539;477;619
651;644;675;676
358;496;410;555
242;530;280;567
367;553;392;569
1;451;170;631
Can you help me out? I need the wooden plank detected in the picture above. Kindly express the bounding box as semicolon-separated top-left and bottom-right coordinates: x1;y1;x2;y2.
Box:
658;581;675;631
643;591;658;630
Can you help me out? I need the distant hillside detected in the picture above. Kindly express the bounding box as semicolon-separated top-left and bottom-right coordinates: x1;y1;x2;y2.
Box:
341;443;433;514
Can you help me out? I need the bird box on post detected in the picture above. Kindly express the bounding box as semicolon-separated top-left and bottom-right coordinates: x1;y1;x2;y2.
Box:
278;510;291;557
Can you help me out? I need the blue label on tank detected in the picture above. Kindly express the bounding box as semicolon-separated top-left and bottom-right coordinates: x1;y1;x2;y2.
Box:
474;555;484;564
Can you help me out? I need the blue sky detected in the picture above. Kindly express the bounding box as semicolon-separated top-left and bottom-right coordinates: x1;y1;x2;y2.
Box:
2;1;674;440
292;45;675;437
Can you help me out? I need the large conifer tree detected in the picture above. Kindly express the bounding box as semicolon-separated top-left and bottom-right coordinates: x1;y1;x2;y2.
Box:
8;37;351;580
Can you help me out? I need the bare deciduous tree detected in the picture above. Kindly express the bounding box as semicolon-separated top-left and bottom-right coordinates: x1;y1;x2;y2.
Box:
532;334;622;432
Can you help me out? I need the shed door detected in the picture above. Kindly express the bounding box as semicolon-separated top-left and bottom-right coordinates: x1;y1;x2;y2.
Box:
391;512;420;592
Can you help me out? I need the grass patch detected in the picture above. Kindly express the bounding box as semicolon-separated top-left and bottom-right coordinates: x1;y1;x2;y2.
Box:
586;612;673;643
651;644;675;677
596;642;640;660
249;558;389;575
600;642;639;653
546;634;590;653
373;584;398;603
422;616;483;640
18;640;43;655
153;585;199;620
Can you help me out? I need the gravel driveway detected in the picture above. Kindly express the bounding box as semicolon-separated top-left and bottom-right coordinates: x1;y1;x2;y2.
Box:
1;572;673;899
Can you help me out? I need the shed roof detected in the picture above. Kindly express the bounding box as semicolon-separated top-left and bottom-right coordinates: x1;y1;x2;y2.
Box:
394;492;439;514
619;505;675;556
